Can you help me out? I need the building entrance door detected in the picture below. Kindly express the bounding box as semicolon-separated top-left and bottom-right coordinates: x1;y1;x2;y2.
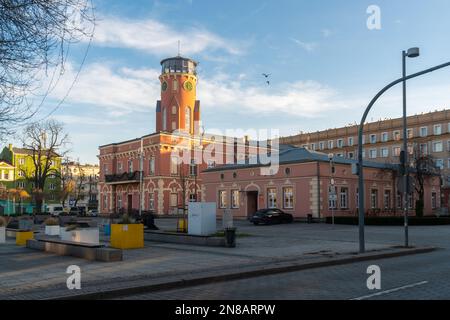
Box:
127;194;133;214
247;191;258;218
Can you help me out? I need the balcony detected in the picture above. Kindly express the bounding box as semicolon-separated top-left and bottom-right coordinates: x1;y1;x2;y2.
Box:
105;171;142;184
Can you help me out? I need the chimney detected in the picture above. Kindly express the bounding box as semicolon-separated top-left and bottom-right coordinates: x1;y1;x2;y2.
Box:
8;144;12;151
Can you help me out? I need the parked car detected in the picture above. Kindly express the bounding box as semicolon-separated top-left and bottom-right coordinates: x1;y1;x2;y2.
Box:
87;209;98;217
249;209;293;225
69;207;80;216
77;206;87;216
48;205;65;217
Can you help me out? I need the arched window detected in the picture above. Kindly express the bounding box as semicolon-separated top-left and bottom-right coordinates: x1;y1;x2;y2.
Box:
162;107;167;131
185;106;191;132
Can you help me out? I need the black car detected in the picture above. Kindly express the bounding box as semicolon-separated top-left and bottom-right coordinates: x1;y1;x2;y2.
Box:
249;209;294;225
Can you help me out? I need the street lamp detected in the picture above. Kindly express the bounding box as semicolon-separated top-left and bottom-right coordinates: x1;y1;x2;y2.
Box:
402;47;420;248
357;53;450;254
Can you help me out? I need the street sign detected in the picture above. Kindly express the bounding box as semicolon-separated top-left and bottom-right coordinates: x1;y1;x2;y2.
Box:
397;176;414;194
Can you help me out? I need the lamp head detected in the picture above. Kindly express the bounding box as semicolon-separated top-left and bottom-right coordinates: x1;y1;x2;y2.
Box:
406;47;420;58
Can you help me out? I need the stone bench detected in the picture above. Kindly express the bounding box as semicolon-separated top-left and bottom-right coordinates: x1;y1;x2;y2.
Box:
144;230;226;247
27;237;122;262
6;228;37;238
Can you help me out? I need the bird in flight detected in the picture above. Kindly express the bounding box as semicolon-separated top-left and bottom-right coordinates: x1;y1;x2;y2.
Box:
262;73;270;78
266;80;270;86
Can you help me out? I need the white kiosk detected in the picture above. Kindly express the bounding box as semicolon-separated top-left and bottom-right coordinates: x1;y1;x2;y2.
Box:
188;202;216;236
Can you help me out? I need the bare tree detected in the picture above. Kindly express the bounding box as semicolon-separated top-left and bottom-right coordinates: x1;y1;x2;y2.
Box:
72;161;87;207
0;0;95;136
410;145;441;217
59;157;73;207
18;119;69;213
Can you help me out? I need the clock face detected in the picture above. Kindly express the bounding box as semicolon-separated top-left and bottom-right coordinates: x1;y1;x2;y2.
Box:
183;80;193;91
161;81;168;91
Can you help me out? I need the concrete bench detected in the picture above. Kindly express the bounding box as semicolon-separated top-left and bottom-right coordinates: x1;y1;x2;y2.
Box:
144;230;226;247
27;238;122;262
6;228;37;238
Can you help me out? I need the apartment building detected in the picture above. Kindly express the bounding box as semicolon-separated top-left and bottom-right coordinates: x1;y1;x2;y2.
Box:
280;109;450;207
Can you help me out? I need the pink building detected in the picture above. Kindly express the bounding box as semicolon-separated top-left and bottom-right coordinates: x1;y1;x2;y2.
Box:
98;56;265;216
201;147;441;220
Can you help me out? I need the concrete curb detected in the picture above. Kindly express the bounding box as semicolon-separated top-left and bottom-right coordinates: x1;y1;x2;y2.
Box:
50;246;436;300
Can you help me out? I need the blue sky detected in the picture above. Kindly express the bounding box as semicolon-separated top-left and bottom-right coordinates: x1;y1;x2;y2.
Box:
20;0;450;163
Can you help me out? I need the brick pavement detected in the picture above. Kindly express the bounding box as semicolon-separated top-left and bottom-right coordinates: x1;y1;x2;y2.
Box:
0;219;447;300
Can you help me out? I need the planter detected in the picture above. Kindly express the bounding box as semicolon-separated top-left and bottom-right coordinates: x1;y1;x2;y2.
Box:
60;227;100;245
19;220;33;231
45;225;61;236
16;231;34;246
111;224;144;249
0;227;5;244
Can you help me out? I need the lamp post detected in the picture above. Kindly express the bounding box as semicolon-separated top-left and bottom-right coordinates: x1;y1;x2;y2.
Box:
357;53;450;254
402;47;420;248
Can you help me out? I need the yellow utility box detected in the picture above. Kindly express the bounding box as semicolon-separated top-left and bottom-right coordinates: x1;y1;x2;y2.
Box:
177;218;188;233
16;231;34;246
110;224;144;249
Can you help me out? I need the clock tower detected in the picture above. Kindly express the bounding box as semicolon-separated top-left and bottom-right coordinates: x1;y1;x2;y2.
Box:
156;56;200;135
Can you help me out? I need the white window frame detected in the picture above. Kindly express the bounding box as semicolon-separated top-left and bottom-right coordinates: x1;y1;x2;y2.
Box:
283;187;294;209
434;124;442;135
369;149;377;159
381;132;389;142
231;190;240;209
381;148;389;158
340;187;348;209
218;190;227;209
369;134;377;144
432;141;443;153
348;137;354;147
267;188;277;209
420;126;428;137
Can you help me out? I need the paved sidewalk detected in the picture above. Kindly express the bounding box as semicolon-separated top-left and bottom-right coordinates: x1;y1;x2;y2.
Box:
0;220;444;300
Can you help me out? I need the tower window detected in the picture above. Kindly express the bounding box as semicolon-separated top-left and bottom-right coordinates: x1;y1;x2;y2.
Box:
172;106;177;115
173;80;178;91
162;107;167;131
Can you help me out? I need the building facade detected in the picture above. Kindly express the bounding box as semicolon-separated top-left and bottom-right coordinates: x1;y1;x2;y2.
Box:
62;161;99;210
280;110;450;207
98;56;265;216
202;147;441;219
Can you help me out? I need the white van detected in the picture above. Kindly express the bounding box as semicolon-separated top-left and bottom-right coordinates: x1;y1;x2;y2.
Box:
48;205;65;217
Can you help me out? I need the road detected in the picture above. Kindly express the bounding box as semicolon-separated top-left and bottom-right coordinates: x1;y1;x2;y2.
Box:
119;222;450;300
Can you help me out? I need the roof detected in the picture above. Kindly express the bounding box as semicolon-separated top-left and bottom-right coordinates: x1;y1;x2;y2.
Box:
203;146;399;173
0;160;14;168
11;147;61;158
160;56;198;66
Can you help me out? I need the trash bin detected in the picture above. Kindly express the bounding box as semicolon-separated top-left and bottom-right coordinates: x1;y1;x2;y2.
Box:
104;224;111;236
224;227;236;248
307;214;313;224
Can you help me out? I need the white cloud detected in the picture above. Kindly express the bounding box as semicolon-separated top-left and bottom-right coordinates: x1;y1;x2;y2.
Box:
198;74;351;117
48;63;160;114
290;38;317;52
46;62;353;119
92;16;243;56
